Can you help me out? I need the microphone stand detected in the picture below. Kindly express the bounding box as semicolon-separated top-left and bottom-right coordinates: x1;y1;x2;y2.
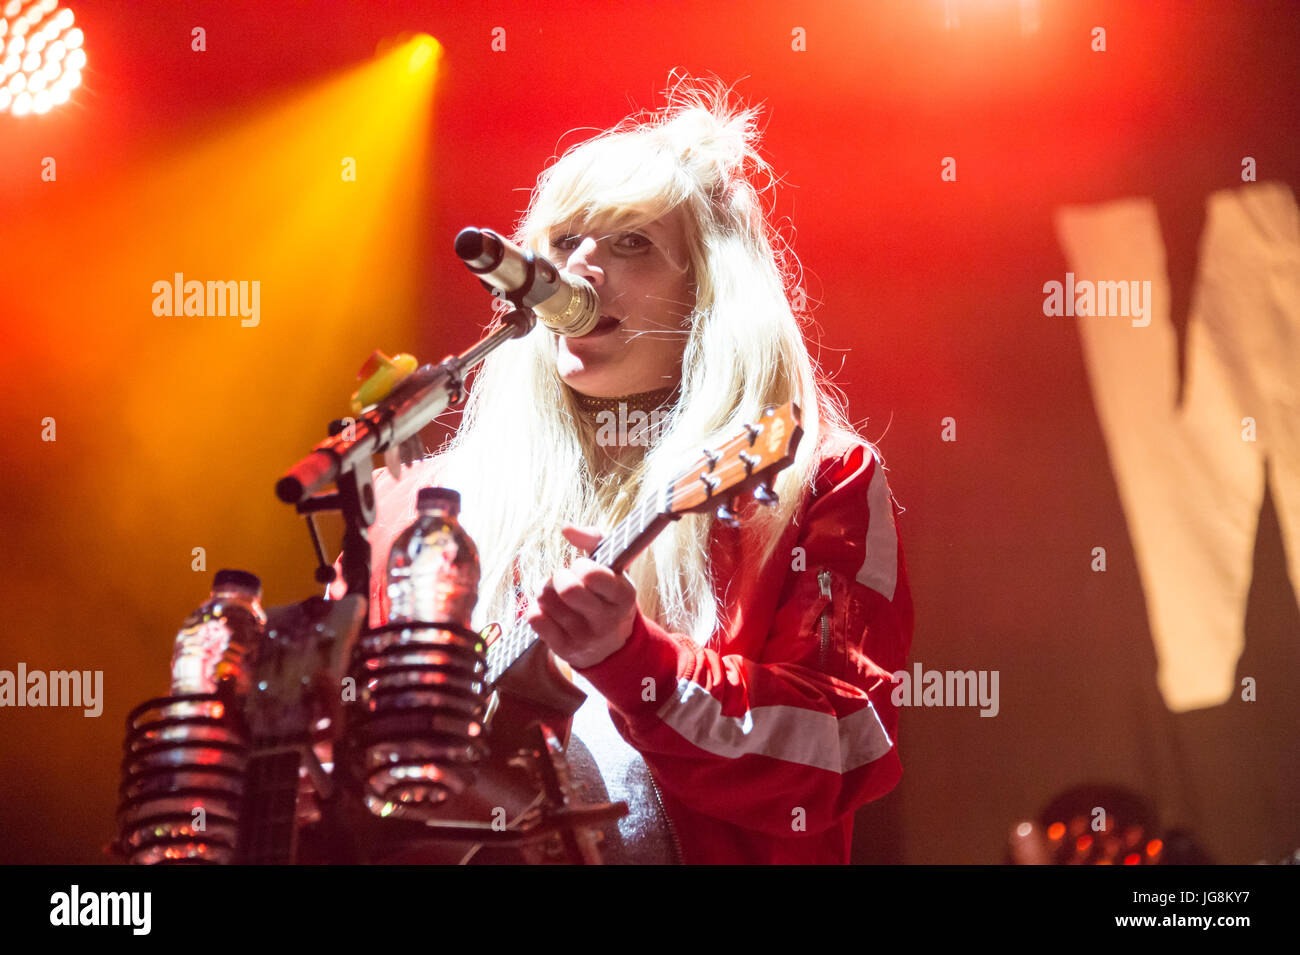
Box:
276;305;535;605
271;301;627;864
274;304;618;864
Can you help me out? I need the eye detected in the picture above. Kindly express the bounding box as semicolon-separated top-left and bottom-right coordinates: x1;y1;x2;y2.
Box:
614;232;652;252
548;231;650;254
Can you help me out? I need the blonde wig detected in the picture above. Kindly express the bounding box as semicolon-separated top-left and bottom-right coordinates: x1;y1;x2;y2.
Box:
416;74;862;646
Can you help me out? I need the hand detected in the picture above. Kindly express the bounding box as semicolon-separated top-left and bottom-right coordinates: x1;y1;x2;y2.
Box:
524;525;639;669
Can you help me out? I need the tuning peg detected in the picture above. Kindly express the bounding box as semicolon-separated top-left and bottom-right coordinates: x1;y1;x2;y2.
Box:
753;482;779;508
716;500;741;528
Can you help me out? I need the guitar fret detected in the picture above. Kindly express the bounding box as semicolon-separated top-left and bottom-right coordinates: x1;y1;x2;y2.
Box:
486;405;800;712
624;502;638;559
489;489;652;685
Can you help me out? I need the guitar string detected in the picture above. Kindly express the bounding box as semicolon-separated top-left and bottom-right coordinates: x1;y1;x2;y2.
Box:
485;413;787;681
489;462;729;681
485;420;777;683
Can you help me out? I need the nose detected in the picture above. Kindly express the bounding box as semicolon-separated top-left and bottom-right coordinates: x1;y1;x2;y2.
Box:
562;235;604;289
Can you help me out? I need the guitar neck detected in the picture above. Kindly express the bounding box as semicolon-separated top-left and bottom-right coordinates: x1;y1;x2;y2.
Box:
485;487;669;686
483;401;802;688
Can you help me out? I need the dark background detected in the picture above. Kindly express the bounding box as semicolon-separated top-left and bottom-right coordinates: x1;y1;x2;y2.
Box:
0;0;1296;864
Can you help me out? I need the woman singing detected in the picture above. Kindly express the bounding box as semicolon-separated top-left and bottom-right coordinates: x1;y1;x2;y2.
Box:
331;75;914;864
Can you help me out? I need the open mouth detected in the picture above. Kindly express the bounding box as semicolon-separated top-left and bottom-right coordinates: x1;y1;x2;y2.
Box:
586;315;621;335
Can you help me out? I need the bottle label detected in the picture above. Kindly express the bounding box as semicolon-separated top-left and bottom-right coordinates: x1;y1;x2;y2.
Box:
172;618;230;694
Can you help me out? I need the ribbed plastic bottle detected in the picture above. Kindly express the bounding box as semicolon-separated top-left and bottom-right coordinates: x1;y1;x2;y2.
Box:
385;487;480;627
169;569;268;697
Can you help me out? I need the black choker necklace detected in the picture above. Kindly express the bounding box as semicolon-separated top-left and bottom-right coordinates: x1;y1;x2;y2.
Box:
569;384;680;415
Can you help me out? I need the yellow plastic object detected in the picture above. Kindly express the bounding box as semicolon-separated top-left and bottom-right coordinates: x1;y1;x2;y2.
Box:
350;351;419;414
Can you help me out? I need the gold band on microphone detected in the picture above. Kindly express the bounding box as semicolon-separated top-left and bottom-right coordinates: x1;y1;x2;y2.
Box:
540;280;601;337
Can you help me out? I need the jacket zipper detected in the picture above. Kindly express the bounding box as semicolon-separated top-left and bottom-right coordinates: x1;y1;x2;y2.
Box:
648;772;684;865
817;568;833;671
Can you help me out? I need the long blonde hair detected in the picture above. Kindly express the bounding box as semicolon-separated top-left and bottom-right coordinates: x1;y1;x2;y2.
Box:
422;74;860;645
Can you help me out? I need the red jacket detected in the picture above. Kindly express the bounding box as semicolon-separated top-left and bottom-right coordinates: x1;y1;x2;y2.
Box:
575;433;913;863
330;433;914;864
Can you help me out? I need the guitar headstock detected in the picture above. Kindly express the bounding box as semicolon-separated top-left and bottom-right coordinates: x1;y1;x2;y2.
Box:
665;402;802;522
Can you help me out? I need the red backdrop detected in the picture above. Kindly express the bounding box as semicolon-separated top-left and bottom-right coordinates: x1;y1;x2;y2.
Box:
0;0;1296;864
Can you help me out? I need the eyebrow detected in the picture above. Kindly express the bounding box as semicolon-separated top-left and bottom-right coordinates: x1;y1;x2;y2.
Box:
554;216;668;236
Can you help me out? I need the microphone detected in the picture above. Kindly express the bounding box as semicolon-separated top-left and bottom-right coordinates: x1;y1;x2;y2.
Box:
454;227;601;337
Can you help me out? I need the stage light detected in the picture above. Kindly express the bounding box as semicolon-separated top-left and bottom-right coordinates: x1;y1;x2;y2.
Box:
406;33;437;74
0;0;81;117
939;0;1042;36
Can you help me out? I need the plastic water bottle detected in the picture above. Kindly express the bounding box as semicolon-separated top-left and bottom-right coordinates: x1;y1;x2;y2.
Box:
385;487;479;626
360;488;485;810
170;569;268;697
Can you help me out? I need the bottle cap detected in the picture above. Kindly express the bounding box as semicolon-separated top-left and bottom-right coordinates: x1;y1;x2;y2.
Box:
212;569;263;595
417;486;460;515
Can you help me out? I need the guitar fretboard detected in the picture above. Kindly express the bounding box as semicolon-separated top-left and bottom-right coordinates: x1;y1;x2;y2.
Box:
480;403;798;688
485;487;667;685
